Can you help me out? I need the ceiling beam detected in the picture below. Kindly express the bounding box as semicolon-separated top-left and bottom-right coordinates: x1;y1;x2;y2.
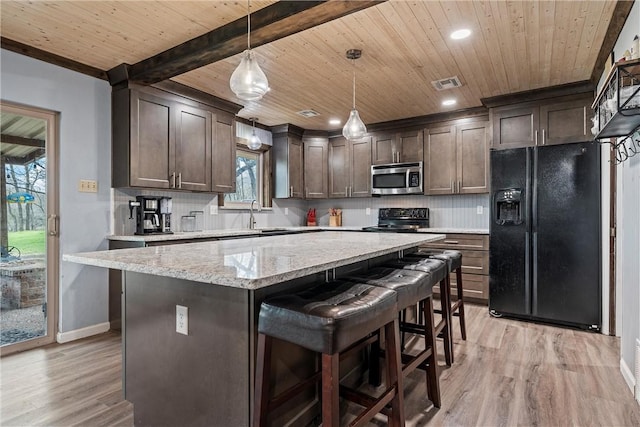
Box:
109;0;384;86
590;0;635;84
1;37;108;81
0;134;46;148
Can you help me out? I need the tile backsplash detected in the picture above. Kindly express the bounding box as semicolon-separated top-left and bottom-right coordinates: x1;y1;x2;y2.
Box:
112;189;489;235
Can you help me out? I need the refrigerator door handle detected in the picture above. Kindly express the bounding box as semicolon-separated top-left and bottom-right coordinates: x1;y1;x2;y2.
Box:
532;148;538;231
532;231;538;316
525;231;531;314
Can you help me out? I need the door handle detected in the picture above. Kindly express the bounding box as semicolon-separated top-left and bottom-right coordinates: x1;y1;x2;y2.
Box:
47;214;58;236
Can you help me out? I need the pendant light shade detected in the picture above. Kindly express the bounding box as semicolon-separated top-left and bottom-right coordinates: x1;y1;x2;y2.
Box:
230;50;269;101
229;0;269;101
342;49;366;140
343;109;367;140
247;118;262;150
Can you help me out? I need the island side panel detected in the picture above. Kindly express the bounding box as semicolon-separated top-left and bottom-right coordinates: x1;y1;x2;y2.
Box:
123;272;250;427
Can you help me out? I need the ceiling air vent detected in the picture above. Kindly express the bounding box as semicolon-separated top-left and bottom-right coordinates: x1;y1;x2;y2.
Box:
296;109;320;118
431;76;463;91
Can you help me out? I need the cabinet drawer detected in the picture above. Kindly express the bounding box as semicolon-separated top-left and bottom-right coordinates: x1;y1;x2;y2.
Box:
421;233;489;251
459;249;489;275
433;273;488;301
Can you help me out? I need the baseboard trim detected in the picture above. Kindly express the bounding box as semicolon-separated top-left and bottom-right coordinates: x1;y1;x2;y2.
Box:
621;356;636;394
56;322;110;344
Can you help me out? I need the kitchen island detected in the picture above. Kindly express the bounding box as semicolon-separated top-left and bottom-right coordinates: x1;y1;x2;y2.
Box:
64;231;445;426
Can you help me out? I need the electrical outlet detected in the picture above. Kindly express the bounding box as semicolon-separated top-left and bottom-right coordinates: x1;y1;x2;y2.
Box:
284;207;289;216
365;208;371;216
78;179;98;193
210;205;218;215
176;305;188;335
477;205;483;215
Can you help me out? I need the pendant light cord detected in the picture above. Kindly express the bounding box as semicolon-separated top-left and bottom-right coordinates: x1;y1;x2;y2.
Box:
352;60;356;109
247;0;251;50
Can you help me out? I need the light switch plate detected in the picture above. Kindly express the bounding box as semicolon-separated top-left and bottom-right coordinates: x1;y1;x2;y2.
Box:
477;205;483;215
210;205;218;215
365;208;371;216
176;305;188;335
284;208;289;216
78;179;98;193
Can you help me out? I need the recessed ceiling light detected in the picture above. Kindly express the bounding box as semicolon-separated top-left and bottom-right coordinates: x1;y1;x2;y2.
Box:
442;99;457;106
329;118;341;126
450;29;471;40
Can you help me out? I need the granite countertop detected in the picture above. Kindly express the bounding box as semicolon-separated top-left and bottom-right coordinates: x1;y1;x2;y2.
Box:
65;231;445;290
419;228;489;234
106;226;367;242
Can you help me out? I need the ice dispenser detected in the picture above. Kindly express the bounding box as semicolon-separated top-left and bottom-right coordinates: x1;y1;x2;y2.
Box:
494;188;524;225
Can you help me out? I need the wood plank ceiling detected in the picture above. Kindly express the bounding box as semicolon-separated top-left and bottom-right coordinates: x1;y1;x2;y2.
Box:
0;1;620;131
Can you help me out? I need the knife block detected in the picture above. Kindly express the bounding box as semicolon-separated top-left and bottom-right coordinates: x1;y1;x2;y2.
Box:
329;214;342;227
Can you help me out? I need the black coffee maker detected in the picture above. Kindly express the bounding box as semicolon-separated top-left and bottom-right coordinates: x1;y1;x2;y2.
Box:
131;196;172;235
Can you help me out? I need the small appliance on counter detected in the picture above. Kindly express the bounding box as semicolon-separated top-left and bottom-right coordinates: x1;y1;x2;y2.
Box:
131;196;173;235
361;208;429;232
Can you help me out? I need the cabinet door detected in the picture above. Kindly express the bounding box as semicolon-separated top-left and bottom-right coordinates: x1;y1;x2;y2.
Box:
371;133;395;164
304;139;328;199
212;114;236;193
289;137;305;198
350;137;372;197
398;130;423;162
539;99;590;146
491;105;539;149
424;126;456;195
457;122;489;194
328;137;349;198
129;91;174;188
175;104;212;191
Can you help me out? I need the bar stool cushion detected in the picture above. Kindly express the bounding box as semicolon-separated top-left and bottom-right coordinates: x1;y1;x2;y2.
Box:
258;281;397;355
347;267;432;309
412;249;462;272
386;258;448;285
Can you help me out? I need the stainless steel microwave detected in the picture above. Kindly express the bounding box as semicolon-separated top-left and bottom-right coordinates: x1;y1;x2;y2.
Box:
371;161;423;195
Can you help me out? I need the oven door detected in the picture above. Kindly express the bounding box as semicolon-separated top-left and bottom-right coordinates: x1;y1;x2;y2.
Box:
371;162;423;195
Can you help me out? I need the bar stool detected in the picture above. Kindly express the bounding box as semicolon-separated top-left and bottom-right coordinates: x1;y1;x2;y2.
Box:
408;249;467;342
383;258;454;366
254;280;404;427
348;263;446;409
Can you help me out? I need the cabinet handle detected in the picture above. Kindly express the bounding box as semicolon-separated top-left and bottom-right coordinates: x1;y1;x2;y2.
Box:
177;172;182;189
290;186;293;198
542;129;546;145
583;106;587;135
171;172;176;188
535;130;538;145
458;180;461;193
450;180;454;193
346;186;349;197
305;187;308;198
349;186;352;197
443;240;459;244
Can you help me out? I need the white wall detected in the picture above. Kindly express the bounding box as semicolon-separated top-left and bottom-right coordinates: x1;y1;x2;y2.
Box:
599;0;640;394
1;49;112;335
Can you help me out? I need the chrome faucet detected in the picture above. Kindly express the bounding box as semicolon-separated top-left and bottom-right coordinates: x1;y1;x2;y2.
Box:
249;199;261;229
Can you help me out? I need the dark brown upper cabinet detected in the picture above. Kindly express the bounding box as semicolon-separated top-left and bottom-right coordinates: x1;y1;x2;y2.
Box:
112;84;238;192
211;112;236;194
425;121;489;195
303;136;329;199
371;129;423;164
490;95;592;150
328;136;372;198
272;125;304;199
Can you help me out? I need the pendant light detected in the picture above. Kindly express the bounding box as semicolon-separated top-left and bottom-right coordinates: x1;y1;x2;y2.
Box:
247;118;262;150
342;49;367;140
229;0;269;101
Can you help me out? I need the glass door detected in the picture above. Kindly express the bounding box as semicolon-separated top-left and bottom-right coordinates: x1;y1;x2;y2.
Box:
1;102;58;355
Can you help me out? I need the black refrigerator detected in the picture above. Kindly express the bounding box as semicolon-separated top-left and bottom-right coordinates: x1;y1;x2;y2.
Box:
489;142;601;330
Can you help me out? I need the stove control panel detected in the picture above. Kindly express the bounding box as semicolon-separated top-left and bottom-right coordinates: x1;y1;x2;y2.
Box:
379;208;429;220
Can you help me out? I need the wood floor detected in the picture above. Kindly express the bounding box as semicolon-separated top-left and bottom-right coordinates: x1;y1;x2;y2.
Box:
1;303;639;426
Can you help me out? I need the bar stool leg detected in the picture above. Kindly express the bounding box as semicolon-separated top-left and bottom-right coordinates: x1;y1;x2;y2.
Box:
322;353;340;427
384;318;405;427
369;330;382;387
439;276;453;366
456;267;467;340
421;295;441;408
254;334;272;427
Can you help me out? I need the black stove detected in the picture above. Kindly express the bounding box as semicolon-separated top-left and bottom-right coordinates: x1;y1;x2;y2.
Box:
362;208;429;232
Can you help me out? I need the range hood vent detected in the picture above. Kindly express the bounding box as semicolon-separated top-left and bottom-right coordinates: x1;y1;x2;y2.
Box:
431;76;463;91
